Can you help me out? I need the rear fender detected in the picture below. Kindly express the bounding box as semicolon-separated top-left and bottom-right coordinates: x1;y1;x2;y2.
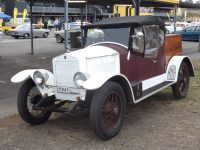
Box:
166;56;194;82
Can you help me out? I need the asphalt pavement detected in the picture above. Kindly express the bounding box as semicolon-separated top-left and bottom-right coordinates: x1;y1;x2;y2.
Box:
0;35;199;119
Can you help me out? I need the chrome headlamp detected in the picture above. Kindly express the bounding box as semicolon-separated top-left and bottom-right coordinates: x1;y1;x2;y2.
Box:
33;71;48;86
73;72;87;88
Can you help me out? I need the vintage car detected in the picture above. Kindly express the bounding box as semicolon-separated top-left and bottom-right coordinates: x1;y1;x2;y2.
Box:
11;16;194;140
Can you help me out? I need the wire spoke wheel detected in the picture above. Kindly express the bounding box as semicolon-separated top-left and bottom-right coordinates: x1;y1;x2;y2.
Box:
172;62;190;99
177;69;187;93
101;92;121;131
17;79;52;125
27;87;46;118
90;82;126;140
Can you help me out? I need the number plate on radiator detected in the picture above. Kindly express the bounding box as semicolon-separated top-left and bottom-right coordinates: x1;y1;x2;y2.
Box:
57;87;70;94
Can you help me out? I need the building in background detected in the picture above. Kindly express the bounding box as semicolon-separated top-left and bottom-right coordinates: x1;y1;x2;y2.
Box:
0;0;112;25
0;0;200;27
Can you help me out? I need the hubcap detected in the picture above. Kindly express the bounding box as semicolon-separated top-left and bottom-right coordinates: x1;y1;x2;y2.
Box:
101;91;121;130
24;34;29;38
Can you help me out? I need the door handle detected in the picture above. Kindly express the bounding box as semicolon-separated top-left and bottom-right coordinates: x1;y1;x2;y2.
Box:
153;59;157;63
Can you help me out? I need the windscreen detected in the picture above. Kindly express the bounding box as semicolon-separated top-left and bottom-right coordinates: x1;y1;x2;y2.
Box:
85;28;130;47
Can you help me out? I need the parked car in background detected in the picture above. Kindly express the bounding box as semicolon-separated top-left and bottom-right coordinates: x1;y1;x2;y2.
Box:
176;26;200;41
12;16;194;140
165;22;190;34
2;18;30;35
165;25;183;34
190;22;200;26
54;21;90;43
9;23;50;39
54;29;66;43
176;22;191;28
0;28;3;40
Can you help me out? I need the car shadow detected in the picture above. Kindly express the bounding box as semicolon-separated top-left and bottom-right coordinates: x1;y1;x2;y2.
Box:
28;88;178;141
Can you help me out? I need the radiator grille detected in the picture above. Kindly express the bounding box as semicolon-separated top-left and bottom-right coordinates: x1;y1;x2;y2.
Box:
54;61;79;87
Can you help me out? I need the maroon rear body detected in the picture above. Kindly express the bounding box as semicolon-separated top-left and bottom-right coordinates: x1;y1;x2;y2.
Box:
96;43;166;82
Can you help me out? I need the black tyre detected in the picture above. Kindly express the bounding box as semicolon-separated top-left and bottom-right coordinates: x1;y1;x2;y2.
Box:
17;79;52;125
43;32;49;38
172;62;190;99
4;30;8;35
90;82;127;140
14;36;19;39
56;34;63;43
23;33;30;39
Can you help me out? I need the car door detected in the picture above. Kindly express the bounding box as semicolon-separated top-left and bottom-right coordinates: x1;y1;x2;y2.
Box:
23;25;30;36
33;25;41;37
129;25;165;81
181;26;197;41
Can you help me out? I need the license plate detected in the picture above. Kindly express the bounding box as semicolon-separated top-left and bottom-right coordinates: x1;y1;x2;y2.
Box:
57;87;70;94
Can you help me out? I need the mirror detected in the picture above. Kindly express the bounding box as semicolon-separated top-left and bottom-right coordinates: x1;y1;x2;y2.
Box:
132;31;144;40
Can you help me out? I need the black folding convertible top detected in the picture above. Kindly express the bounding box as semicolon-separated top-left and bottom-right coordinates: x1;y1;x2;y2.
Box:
82;16;165;31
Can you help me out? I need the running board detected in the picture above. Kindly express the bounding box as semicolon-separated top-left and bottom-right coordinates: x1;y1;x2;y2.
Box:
134;81;175;103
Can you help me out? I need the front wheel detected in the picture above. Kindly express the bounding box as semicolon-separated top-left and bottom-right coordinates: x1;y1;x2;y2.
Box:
172;62;190;99
56;35;63;43
90;82;127;140
17;79;52;125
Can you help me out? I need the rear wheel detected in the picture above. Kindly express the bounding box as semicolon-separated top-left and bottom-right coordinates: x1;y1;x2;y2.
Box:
43;32;49;38
90;82;127;140
14;36;19;39
23;33;30;39
172;62;190;99
4;30;8;35
17;79;52;125
56;34;63;43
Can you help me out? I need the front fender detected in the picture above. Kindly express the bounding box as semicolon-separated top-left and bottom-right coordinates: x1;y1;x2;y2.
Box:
82;72;131;90
166;56;194;81
11;69;54;86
